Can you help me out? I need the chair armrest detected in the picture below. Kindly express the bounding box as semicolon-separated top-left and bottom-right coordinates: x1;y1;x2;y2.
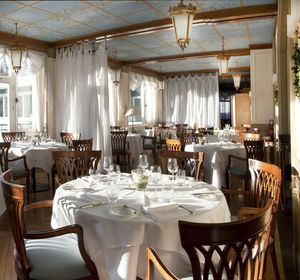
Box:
238;207;264;220
221;189;251;196
8;155;29;171
145;248;179;280
24;224;98;275
24;200;53;211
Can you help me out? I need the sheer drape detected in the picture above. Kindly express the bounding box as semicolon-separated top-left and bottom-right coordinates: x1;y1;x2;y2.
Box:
164;73;220;127
129;72;160;123
56;42;111;155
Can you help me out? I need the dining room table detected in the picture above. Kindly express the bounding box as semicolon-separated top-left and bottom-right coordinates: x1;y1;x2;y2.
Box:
185;141;246;189
8;140;68;191
51;173;231;280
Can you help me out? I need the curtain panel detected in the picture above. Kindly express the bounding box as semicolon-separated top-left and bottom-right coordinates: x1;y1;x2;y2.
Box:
164;73;220;128
129;72;161;124
55;42;111;156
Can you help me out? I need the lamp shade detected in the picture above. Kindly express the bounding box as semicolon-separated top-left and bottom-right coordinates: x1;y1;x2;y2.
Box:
232;72;242;91
124;106;139;117
10;46;24;74
169;1;196;51
216;54;230;76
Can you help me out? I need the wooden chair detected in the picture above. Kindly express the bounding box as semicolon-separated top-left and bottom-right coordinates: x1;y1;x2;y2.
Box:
158;150;204;180
223;159;281;280
181;133;204;147
146;199;273;280
72;139;93;151
166;139;182;151
111;131;130;172
156;126;171;149
142;135;157;163
0;142;30;200
2;131;25;142
225;140;264;190
52;150;101;186
240;132;260;144
60;132;81;149
0;170;99;280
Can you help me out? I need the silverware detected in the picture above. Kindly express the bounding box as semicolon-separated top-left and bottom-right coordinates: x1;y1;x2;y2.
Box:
192;192;217;196
179;205;194;215
141;207;158;222
124;204;137;214
79;201;106;209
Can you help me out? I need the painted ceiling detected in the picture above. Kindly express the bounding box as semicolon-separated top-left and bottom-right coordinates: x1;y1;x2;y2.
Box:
0;0;276;76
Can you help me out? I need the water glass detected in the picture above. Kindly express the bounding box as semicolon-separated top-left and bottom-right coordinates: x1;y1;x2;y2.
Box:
176;169;186;186
162;183;174;203
150;165;162;185
139;153;149;170
103;156;112;174
89;167;98;182
106;185;118;203
108;164;121;184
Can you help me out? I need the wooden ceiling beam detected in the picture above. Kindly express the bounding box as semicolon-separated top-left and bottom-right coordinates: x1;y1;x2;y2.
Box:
0;31;50;51
165;67;250;77
50;4;277;48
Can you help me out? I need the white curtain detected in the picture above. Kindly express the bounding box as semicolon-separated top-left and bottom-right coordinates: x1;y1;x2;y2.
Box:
55;42;111;156
164;73;220;127
129;72;160;124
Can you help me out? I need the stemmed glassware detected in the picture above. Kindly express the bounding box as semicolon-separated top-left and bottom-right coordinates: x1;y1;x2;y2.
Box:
167;158;178;184
103;156;112;174
139;153;149;170
108;164;120;185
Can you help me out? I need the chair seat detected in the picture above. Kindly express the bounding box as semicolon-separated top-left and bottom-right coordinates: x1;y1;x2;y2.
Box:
229;165;247;176
25;234;91;280
8;165;28;177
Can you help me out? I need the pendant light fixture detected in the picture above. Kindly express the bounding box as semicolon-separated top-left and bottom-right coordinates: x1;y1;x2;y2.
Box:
113;50;120;87
9;23;26;75
169;0;197;51
216;36;230;76
232;59;242;92
159;66;164;94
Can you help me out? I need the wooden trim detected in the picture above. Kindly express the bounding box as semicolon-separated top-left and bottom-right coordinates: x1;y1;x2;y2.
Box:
165;67;250;77
50;4;277;48
125;48;250;65
0;31;50;51
129;65;161;79
249;43;272;50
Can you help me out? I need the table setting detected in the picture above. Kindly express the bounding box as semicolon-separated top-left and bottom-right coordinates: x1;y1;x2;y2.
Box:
51;157;231;280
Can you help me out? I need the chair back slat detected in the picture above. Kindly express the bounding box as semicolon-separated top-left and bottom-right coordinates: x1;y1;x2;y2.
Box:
249;159;281;237
72;139;93;151
159;150;204;180
179;199;273;280
52;150;101;184
244;140;264;161
0;142;10;171
240;132;260;144
166;139;182;151
111;131;128;152
2;132;25;142
60;132;81;149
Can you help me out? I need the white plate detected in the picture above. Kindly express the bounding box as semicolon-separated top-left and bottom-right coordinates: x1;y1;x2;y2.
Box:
107;205;137;217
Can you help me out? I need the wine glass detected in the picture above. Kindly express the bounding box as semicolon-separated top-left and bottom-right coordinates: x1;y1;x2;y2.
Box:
103;156;112;174
108;164;120;185
167;158;178;184
139;153;149;170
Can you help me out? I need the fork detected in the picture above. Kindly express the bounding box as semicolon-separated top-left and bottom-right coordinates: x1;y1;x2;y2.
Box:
79;201;107;209
140;207;158;222
179;205;194;215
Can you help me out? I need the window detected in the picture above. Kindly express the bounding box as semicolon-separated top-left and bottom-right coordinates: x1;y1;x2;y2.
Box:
220;96;231;120
16;75;34;130
130;87;143;123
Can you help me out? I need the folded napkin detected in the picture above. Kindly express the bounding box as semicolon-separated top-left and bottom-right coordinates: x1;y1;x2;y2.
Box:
143;202;178;214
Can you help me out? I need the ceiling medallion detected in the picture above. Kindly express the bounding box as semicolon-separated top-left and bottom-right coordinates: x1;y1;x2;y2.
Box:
216;36;230;77
169;0;197;51
9;23;26;75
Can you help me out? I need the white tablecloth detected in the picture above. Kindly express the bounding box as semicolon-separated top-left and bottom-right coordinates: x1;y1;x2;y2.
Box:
185;142;246;188
205;134;241;143
127;133;143;168
9;141;68;174
51;175;231;280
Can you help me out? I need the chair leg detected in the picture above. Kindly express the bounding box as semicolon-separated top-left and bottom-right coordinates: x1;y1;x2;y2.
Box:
26;175;30;202
225;171;230;189
270;244;281;280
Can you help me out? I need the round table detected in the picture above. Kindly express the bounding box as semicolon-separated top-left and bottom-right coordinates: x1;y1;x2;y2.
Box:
51;174;231;280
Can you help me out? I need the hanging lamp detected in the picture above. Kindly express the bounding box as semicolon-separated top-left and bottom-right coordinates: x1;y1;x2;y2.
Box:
216;36;230;76
9;23;26;75
232;59;242;91
113;50;120;87
169;0;196;51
